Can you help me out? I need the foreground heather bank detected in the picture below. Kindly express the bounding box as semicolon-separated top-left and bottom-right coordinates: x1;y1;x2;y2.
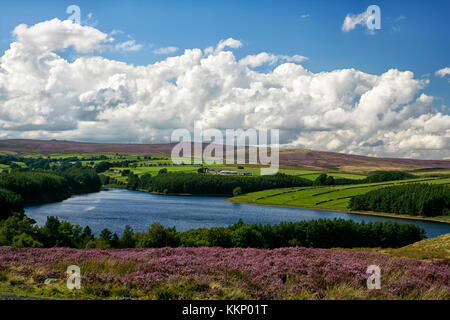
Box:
0;247;449;300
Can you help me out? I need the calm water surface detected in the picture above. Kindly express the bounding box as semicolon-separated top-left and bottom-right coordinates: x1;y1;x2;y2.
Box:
25;188;450;237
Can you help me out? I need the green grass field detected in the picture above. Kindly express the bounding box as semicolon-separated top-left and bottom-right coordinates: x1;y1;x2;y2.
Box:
131;165;201;175
230;177;450;222
293;172;366;181
409;169;450;178
104;162;367;181
0;162;27;169
102;172;129;184
11;161;27;168
4;150;369;181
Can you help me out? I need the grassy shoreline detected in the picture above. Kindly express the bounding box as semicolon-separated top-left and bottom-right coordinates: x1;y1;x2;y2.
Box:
227;197;450;224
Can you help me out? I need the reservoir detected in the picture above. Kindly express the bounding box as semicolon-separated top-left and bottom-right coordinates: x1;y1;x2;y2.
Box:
26;188;450;237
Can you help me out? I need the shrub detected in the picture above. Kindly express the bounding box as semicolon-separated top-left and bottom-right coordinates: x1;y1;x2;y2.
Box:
158;168;168;175
233;187;243;196
120;225;136;248
11;233;42;248
231;226;265;248
135;223;180;248
94;161;114;173
207;227;232;247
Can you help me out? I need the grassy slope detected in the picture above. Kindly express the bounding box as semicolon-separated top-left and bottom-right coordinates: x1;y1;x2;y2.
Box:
339;234;450;262
229;177;450;222
382;233;450;261
1;139;449;173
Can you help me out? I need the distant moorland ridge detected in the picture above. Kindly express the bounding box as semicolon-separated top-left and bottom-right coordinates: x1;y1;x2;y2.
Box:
0;139;449;172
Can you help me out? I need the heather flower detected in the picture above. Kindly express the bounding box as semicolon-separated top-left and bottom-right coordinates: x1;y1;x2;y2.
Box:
0;247;448;299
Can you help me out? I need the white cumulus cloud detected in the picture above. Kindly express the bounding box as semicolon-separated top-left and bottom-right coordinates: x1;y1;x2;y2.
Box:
435;67;450;78
11;18;110;53
239;53;308;68
115;40;143;52
153;46;179;54
342;12;371;32
0;19;448;159
342;7;380;34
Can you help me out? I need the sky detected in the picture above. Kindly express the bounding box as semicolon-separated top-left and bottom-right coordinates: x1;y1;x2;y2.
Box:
0;0;448;159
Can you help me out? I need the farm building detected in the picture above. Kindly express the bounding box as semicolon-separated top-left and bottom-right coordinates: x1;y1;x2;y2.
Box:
218;170;239;175
204;169;252;176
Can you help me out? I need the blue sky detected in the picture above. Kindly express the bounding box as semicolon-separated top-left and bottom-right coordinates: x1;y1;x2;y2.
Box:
0;0;448;158
1;0;448;106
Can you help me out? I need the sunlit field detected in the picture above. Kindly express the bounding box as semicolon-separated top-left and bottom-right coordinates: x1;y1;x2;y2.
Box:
230;178;450;222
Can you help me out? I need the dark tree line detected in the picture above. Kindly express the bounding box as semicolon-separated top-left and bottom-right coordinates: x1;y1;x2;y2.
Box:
0;167;101;219
363;171;416;183
0;155;51;170
348;183;450;217
313;171;416;187
0;155;105;170
0;171;69;205
0;214;425;249
313;173;336;186
127;172;313;195
94;161;115;173
0;188;24;220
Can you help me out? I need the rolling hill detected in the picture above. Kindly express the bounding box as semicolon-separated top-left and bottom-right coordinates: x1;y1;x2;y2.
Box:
0;139;449;173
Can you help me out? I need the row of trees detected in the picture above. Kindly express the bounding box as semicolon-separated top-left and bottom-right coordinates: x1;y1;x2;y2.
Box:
0;214;425;249
0;155;108;170
109;170;418;194
93;160;145;172
312;171;416;187
348;183;450;217
178;219;425;248
93;160;198;174
363;171;416;183
126;172;313;195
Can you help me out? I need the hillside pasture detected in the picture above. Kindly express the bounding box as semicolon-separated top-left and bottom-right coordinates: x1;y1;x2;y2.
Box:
230;177;450;222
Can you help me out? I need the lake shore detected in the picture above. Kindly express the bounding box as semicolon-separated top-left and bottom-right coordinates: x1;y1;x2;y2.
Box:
26;188;450;237
104;185;450;224
227;198;450;224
